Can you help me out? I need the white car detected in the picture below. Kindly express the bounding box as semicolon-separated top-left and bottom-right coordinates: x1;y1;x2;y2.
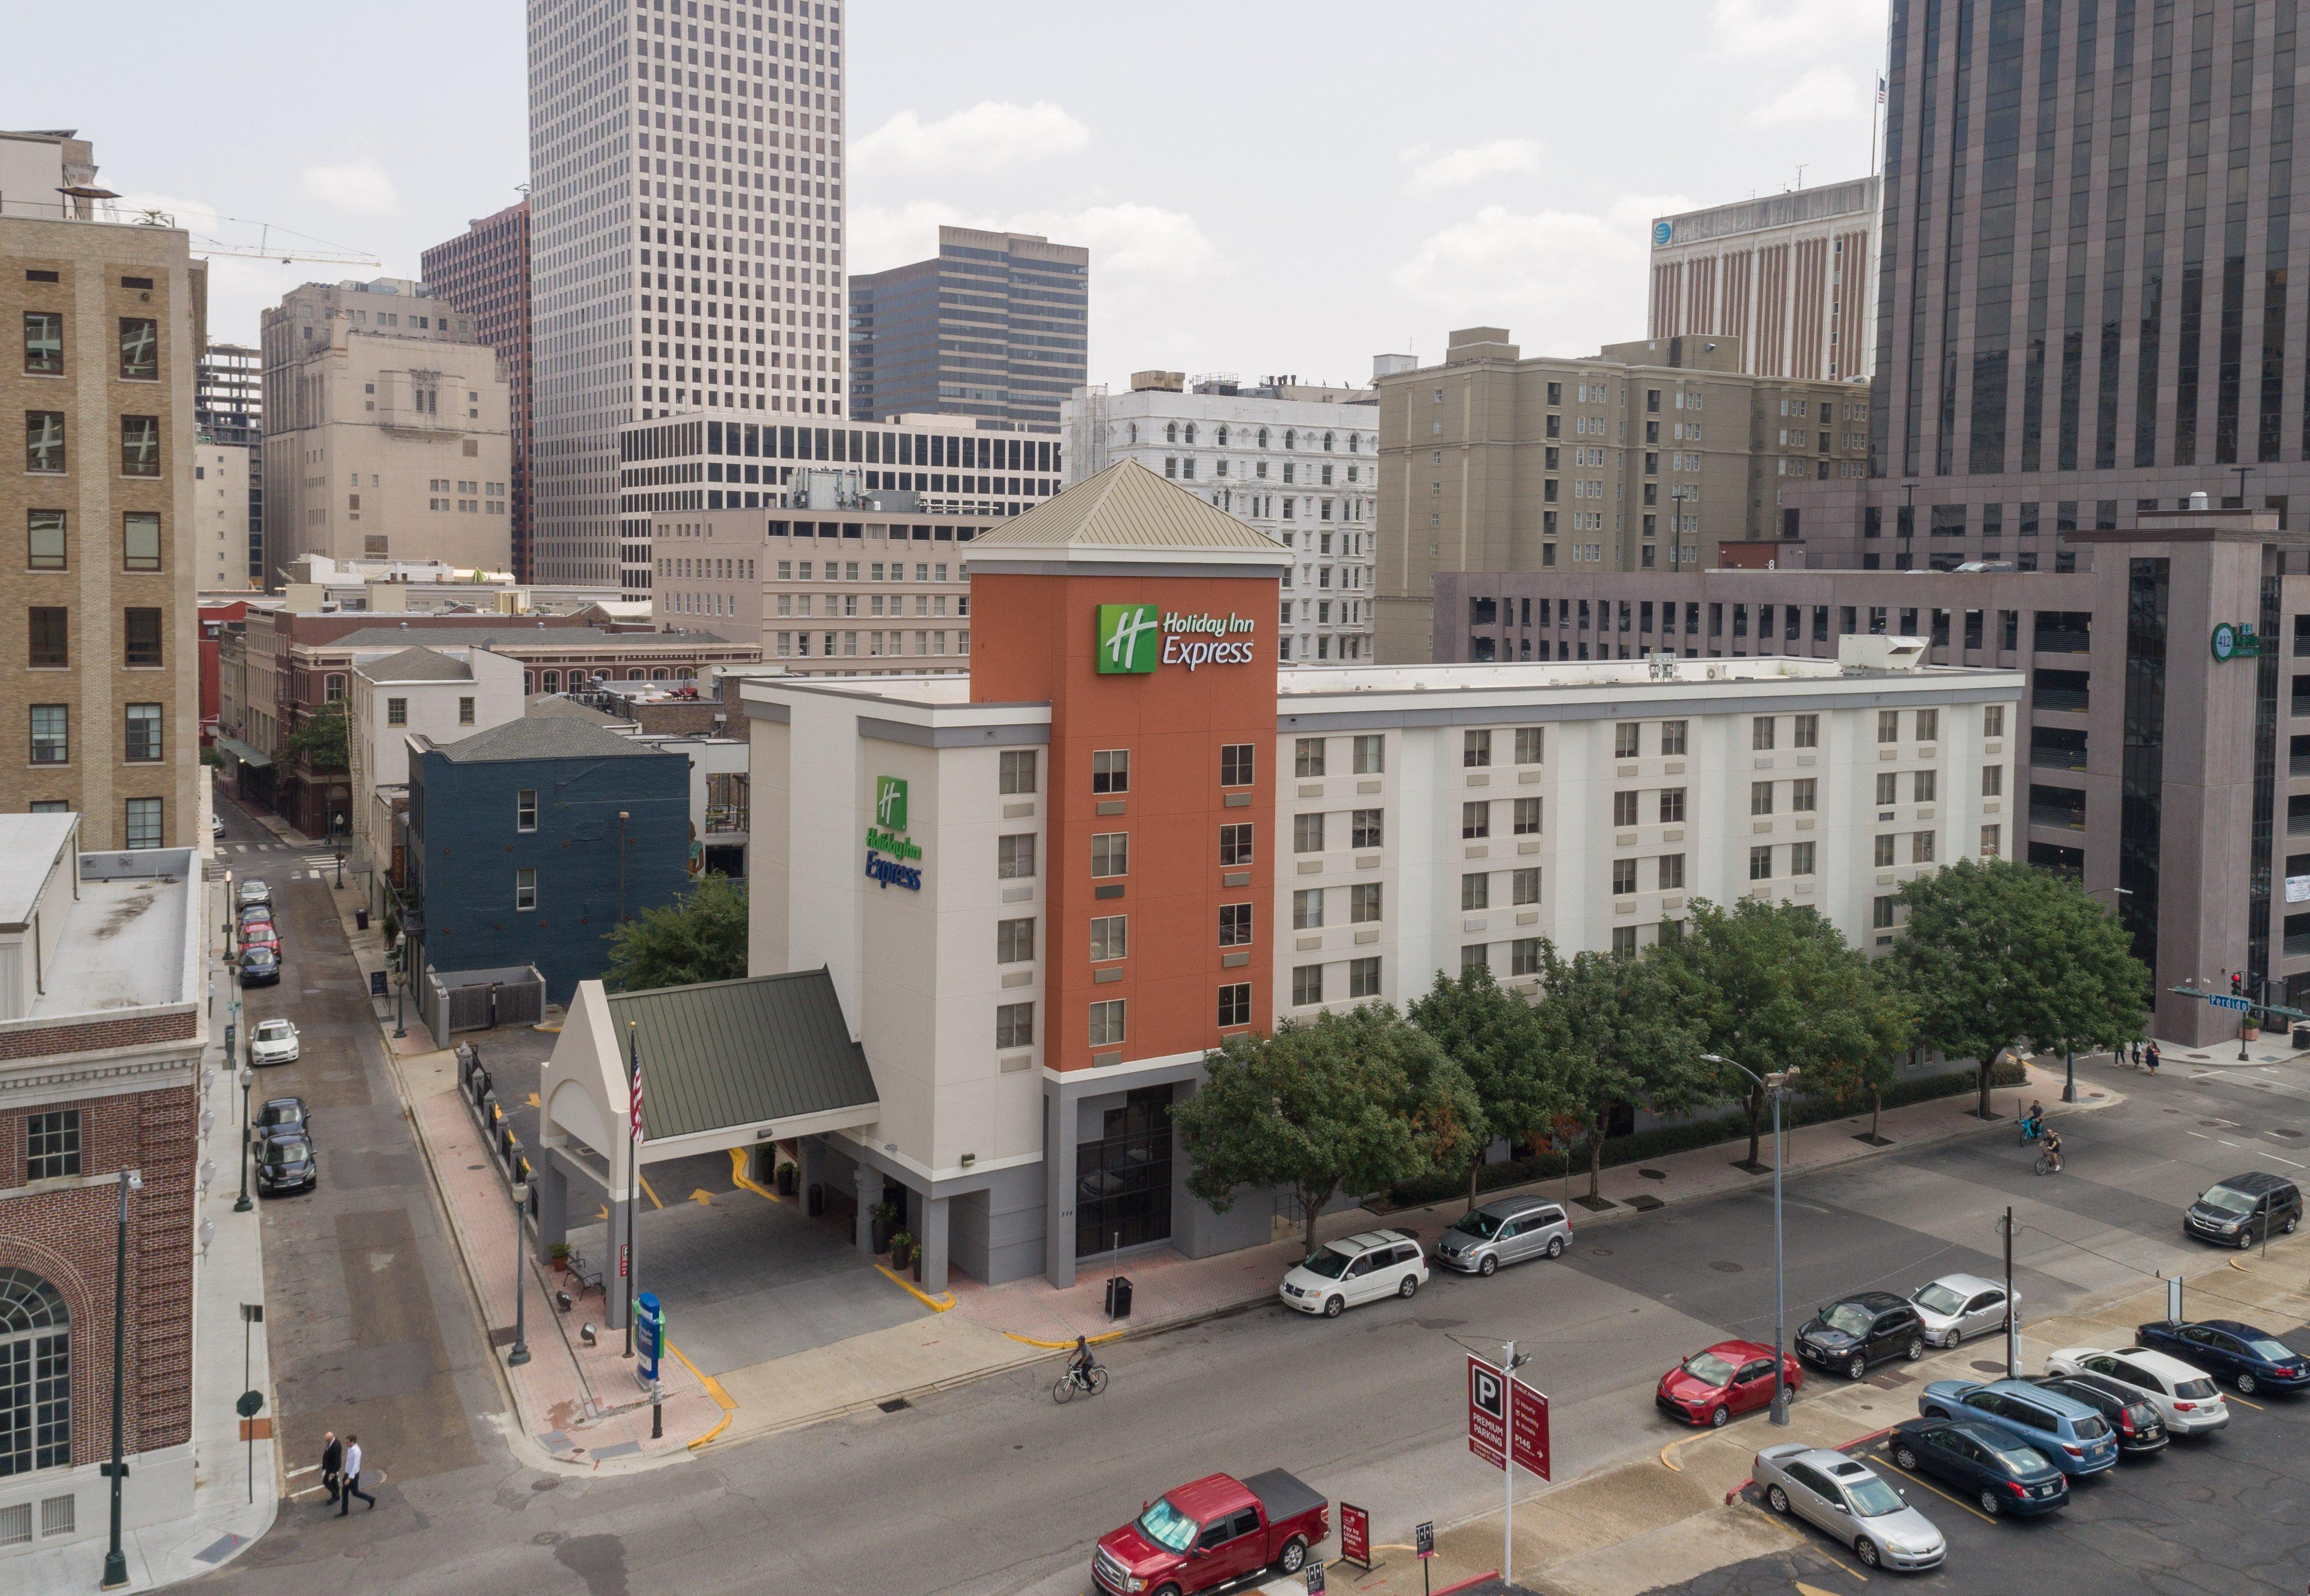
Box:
249;1018;300;1067
1909;1273;2016;1348
1279;1230;1426;1318
2045;1346;2229;1434
236;879;272;909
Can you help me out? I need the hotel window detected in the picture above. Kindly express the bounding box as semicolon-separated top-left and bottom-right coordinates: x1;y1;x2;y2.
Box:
1218;823;1254;866
1090;915;1128;961
1913;830;1936;863
1350;881;1383;922
1293;813;1325;853
1981;824;2002;858
1089;1000;1126;1046
1347;957;1381;998
1878;710;1900;743
124;798;161;849
1751;781;1774;816
1615;722;1640;757
1091;748;1129;794
1090;832;1129;878
1353;734;1384;774
1791;841;1817;875
1293;888;1324;929
1916;708;1939;742
1461;873;1490;910
118;318;158;381
516;789;538;833
29;705;67;764
1612;858;1638;895
27;411;65;473
1350;808;1383;848
1511;867;1542;904
997;834;1036;879
28;509;65;570
1752;716;1775;751
1658;853;1684;890
1218;902;1254;946
1873;895;1899;930
1875;772;1899;804
23;311;63;374
1660;720;1687;756
122;512;160;572
1913;770;1937;803
1000;749;1038;794
1791;778;1817;812
124;702;161;762
1513;797;1542;835
26;1109;81;1180
1296;737;1327;777
1750;845;1773;880
1292;965;1324;1006
1461;801;1490;839
1982;764;2003;797
514;867;538;910
1659;788;1685;823
1463;729;1492;767
1984;705;2006;738
124;608;161;666
386;697;408;727
996;917;1035;963
1792;713;1818;749
1511;938;1543;977
1220;743;1255;786
1513;727;1544;764
1217;983;1252;1027
458;696;476;726
119;415;160;477
1613;791;1639;826
996;1002;1035;1049
1875;834;1897;866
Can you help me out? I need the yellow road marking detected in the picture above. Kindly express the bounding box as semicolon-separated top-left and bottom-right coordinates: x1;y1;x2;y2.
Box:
595;1204;608;1220
1004;1328;1126;1349
1797;1583;1847;1596
1882;1459;1996;1524
875;1264;956;1312
2226;1391;2263;1410
639;1175;664;1210
727;1147;782;1203
526;1092;540;1108
1752;1506;1866;1583
689;1189;713;1207
663;1338;737;1450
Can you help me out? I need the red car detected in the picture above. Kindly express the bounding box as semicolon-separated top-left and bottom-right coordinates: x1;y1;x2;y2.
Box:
242;923;279;950
1655;1339;1803;1428
1093;1470;1328;1595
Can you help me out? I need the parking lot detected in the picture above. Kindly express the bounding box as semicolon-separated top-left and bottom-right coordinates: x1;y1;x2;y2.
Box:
1709;1325;2310;1596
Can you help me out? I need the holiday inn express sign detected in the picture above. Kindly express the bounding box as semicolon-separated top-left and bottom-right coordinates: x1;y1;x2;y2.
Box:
1096;602;1258;673
865;774;922;890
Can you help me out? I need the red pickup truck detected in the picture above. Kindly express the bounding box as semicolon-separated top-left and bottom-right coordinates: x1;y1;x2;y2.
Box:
1092;1469;1329;1595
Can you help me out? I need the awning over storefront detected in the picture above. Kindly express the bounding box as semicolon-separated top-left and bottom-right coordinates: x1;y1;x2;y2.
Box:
213;735;271;768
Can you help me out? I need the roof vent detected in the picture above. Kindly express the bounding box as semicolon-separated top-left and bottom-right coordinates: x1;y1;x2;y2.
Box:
2188;490;2211;510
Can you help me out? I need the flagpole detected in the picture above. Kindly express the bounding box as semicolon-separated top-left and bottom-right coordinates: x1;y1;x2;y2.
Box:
625;1021;641;1360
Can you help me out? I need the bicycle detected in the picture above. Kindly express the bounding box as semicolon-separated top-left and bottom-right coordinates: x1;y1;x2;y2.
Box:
1052;1363;1109;1403
2033;1149;2062;1176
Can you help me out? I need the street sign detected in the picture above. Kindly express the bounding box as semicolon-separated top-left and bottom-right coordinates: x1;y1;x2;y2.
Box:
636;1291;664;1381
1339;1503;1371;1569
1304;1562;1325;1594
1467;1355;1507;1468
1415;1521;1435;1558
2210;993;2252;1012
1511;1379;1551;1480
619;1241;630;1278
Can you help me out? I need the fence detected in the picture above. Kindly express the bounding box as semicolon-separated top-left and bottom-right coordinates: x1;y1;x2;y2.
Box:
419;963;545;1049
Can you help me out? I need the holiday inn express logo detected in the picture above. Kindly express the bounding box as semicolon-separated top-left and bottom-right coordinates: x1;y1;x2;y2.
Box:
874;775;909;832
1096;603;1257;672
1097;604;1161;674
865;775;921;890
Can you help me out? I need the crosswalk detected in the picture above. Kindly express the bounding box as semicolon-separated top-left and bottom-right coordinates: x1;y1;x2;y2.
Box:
218;840;348;881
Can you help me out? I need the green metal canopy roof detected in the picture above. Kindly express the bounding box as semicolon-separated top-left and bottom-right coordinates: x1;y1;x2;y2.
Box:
605;968;876;1141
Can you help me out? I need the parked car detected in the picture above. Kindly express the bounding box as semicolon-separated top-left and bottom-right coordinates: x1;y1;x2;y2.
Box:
2134;1318;2310;1396
238;947;281;987
211;817;225;842
1752;1444;1945;1572
2185;1171;2302;1247
1433;1194;1571;1276
254;1129;317;1196
236;879;272;909
1656;1339;1802;1428
1886;1418;2069;1516
2043;1347;2228;1434
1092;1470;1329;1594
1278;1230;1425;1318
1908;1273;2015;1348
1796;1292;1927;1380
238;903;276;925
1915;1379;2120;1476
242;922;280;951
2023;1373;2169;1455
255;1097;310;1135
249;1019;300;1067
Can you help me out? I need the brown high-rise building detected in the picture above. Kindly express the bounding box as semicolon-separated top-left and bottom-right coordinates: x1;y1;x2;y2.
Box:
1649;179;1879;384
424;200;534;579
0;208;205;848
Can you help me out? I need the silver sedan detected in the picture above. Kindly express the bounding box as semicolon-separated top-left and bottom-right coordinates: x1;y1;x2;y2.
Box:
1754;1443;1947;1572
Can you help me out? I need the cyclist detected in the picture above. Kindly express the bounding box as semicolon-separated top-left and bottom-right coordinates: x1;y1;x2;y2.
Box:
1068;1334;1099;1390
2021;1099;2046;1142
2039;1126;2063;1173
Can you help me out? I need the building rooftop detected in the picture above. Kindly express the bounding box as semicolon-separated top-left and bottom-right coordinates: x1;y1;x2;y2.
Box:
605;970;877;1141
332;624;737;650
525;693;624;726
35;851;200;1018
430;716;671;764
969;459;1286;558
0;814;78;927
356;645;474;684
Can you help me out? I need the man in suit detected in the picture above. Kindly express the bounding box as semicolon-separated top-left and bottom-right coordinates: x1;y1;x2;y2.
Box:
320;1431;342;1505
339;1435;376;1514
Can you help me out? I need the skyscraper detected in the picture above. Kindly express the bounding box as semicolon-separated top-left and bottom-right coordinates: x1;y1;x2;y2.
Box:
527;1;848;590
196;341;263;584
848;227;1088;430
1648;179;1879;384
424;200;536;579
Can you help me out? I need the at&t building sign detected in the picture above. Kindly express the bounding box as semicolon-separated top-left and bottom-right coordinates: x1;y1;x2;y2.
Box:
864;774;923;890
1096;601;1258;673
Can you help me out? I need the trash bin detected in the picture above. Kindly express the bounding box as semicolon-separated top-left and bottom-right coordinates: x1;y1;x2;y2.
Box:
805;1183;824;1217
1105;1275;1134;1320
776;1161;798;1197
2293;1022;2310;1049
355;909;369;930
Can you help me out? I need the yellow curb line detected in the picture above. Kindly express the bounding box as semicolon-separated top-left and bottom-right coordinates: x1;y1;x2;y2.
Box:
1003;1328;1126;1349
639;1174;664;1210
876;1264;956;1312
664;1338;737;1451
727;1147;782;1204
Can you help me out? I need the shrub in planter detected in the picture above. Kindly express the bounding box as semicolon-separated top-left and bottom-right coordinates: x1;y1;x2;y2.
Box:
888;1231;917;1269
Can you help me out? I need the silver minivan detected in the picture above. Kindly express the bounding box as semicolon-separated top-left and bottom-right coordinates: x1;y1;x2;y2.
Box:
1433;1194;1572;1276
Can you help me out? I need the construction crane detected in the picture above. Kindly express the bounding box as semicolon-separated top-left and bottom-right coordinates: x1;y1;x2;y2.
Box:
130;208;378;268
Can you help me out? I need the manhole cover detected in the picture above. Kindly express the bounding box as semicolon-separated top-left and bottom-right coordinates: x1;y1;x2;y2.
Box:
533;1532;563;1546
530;1478;560;1492
877;1397;911;1414
1970;1360;2007;1374
1638;1167;1668;1180
2275;1128;2303;1139
1709;1261;1744;1273
1589;1247;1613;1257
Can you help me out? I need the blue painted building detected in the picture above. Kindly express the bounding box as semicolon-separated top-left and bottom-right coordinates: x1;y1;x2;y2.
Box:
405;717;690;1004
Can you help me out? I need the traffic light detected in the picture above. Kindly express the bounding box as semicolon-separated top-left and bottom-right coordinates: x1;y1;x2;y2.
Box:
2232;972;2245;996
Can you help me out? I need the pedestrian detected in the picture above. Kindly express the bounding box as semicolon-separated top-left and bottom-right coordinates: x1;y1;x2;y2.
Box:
320;1431;342;1506
2131;1039;2143;1067
338;1435;376;1515
2146;1041;2161;1075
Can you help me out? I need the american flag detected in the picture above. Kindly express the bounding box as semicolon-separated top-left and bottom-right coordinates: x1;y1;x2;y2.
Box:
1878;76;1888;104
628;1025;645;1145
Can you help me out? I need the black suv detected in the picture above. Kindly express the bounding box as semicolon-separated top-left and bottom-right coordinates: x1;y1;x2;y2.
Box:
2185;1171;2302;1249
1796;1291;1927;1380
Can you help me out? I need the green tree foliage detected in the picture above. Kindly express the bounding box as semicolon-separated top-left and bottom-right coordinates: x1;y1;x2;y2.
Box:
283;702;348;772
1532;945;1715;1199
1883;858;2149;1116
1408;963;1565;1212
1172;1004;1482;1255
600;871;749;992
1664;900;1915;1165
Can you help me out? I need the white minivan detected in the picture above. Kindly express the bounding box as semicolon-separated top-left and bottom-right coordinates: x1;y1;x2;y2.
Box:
1279;1230;1427;1318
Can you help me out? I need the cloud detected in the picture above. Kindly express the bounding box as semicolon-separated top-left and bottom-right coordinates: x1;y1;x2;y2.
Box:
1745;63;1868;126
1711;0;1883;58
854;100;1090;172
300;161;398;215
851;198;1213;289
1390;193;1690;354
1398;138;1546;190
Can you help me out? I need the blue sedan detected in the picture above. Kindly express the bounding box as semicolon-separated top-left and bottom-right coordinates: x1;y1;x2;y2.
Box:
1918;1379;2120;1477
2135;1319;2310;1396
1887;1419;2069;1517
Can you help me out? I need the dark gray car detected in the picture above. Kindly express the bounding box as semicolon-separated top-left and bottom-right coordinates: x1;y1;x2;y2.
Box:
1433;1194;1572;1276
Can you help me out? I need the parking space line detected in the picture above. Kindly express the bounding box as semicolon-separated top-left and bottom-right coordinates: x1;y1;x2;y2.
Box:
2186;1131;2212;1139
639;1175;664;1210
1743;1500;1868;1583
1879;1459;1997;1524
2227;1391;2264;1411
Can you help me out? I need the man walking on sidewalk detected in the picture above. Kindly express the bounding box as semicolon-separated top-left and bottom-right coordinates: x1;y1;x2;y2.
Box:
320;1431;342;1505
339;1435;376;1515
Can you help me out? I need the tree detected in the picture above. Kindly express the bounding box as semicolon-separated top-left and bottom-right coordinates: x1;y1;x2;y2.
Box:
600;871;748;992
1664;900;1915;1166
1408;964;1565;1212
284;702;348;772
1883;858;2149;1118
1531;945;1715;1199
1172;1004;1482;1256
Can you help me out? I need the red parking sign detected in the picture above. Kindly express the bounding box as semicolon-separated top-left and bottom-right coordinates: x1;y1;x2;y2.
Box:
1339;1502;1370;1569
1510;1379;1549;1480
1468;1355;1507;1468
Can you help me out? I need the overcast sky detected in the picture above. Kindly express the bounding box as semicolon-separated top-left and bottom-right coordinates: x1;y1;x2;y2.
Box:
17;0;1887;388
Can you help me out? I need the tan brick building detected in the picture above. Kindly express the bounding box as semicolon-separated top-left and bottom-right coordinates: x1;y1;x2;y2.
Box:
1373;328;1868;661
0;211;204;848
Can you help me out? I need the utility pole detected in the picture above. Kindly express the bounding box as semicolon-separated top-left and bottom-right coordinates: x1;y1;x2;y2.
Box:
1502;1339;1519;1586
617;810;630;924
2003;1206;2018;1379
100;1168;142;1590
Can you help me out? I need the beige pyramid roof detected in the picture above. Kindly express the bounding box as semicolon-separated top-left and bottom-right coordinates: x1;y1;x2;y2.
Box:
966;458;1288;564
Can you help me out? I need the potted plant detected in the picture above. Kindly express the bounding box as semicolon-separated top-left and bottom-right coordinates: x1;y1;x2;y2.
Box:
548;1241;572;1269
870;1200;902;1254
889;1231;916;1271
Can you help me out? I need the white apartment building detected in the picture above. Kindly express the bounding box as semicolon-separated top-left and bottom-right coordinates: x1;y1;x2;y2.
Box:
347;644;527;873
193;438;253;591
528;0;847;587
259;278;513;581
1648;179;1880;384
1063;373;1379;662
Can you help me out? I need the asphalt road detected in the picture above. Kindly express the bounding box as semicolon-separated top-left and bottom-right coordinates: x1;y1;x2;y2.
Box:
193;799;2310;1596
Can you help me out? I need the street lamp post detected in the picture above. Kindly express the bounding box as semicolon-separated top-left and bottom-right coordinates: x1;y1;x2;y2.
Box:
1705;1054;1799;1424
233;1065;254;1213
392;946;407;1041
99;1167;143;1590
334;848;345;890
508;1176;533;1368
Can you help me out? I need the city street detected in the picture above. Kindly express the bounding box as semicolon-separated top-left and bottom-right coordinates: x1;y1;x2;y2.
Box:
191;798;2310;1596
